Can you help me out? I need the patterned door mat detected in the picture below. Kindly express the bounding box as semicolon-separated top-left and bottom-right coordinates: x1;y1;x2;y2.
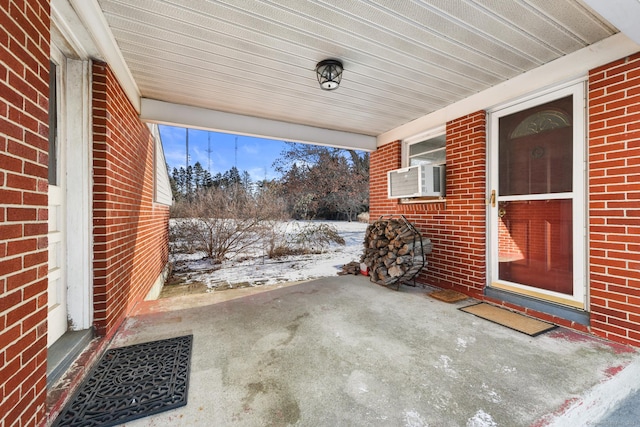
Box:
460;303;557;337
53;335;193;427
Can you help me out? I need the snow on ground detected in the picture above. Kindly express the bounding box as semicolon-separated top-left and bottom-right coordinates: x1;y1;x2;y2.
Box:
170;220;368;290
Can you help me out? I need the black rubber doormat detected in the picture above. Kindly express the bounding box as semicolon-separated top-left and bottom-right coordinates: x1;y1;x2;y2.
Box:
460;303;557;337
53;335;193;427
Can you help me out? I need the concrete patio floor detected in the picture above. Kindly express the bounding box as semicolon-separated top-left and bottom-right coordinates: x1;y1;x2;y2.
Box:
112;275;640;427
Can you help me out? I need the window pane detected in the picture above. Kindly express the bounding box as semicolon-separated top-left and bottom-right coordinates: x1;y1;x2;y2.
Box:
499;96;573;196
409;134;445;166
409;135;445;156
498;199;573;295
48;61;57;185
410;148;446;166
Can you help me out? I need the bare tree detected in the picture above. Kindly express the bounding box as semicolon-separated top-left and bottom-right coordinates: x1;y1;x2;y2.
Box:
274;143;369;220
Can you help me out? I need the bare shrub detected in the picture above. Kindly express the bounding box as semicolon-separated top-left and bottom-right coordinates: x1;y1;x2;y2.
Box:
169;198;193;218
175;186;288;263
357;212;370;223
263;221;305;259
169;218;202;254
258;192;292;259
292;223;345;254
268;245;307;259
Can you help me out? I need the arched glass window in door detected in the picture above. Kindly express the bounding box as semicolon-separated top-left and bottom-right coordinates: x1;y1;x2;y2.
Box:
509;109;571;139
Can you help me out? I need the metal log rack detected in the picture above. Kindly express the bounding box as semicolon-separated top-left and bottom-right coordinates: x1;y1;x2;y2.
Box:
370;215;427;291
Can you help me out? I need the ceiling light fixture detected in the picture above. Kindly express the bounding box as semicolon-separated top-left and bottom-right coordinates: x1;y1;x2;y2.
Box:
315;59;343;90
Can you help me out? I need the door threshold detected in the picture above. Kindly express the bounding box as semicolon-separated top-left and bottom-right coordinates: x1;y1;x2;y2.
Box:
47;328;94;388
485;287;589;326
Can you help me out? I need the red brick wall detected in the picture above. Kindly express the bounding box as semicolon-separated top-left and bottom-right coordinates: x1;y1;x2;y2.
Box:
0;1;50;426
589;53;640;347
92;62;170;338
371;111;487;297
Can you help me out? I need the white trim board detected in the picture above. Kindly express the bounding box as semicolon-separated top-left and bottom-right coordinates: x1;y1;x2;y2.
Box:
141;99;377;152
377;33;640;146
68;0;141;112
64;57;93;330
51;0;101;59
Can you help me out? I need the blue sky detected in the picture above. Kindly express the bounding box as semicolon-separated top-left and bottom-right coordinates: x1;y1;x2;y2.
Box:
159;125;288;182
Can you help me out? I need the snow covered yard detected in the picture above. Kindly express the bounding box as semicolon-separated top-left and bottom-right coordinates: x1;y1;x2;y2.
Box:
167;220;368;294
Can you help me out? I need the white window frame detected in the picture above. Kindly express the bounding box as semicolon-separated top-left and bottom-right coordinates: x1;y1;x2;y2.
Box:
402;125;446;168
396;126;447;202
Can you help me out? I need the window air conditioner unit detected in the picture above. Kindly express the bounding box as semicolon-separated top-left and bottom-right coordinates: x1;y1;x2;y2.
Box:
387;164;445;199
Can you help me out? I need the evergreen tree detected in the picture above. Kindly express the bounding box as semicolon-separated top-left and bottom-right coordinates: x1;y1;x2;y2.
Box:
185;165;193;199
241;170;253;193
169;164;180;200
193;162;205;192
211;172;223;188
172;166;186;195
223;166;242;188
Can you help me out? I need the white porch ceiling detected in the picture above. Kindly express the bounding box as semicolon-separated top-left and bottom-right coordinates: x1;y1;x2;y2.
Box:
83;1;630;147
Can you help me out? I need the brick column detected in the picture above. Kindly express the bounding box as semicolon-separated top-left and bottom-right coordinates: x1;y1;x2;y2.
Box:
92;62;170;338
588;53;640;347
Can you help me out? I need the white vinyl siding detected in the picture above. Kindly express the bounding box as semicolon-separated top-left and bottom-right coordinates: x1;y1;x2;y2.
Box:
151;124;173;206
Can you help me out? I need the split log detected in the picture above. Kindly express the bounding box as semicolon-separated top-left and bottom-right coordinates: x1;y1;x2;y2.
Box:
397;244;411;256
388;265;404;277
383;256;396;268
395;255;411;265
338;261;361;276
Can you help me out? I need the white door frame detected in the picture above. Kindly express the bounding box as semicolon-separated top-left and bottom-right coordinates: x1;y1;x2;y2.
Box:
49;19;94;346
487;81;587;309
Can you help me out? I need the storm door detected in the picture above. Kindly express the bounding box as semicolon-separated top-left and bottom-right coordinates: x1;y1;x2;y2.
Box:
48;48;67;346
488;84;586;308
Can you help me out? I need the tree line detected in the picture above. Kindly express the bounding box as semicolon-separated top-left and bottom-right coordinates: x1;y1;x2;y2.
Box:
169;142;369;221
170;163;256;197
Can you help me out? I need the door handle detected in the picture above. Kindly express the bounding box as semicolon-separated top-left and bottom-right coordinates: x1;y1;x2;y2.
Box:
490;190;496;207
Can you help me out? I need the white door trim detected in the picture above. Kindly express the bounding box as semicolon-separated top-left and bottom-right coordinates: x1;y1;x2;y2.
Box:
64;57;93;330
50;14;94;342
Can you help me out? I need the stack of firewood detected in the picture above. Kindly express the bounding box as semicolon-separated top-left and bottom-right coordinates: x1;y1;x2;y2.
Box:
361;218;432;286
338;261;361;275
